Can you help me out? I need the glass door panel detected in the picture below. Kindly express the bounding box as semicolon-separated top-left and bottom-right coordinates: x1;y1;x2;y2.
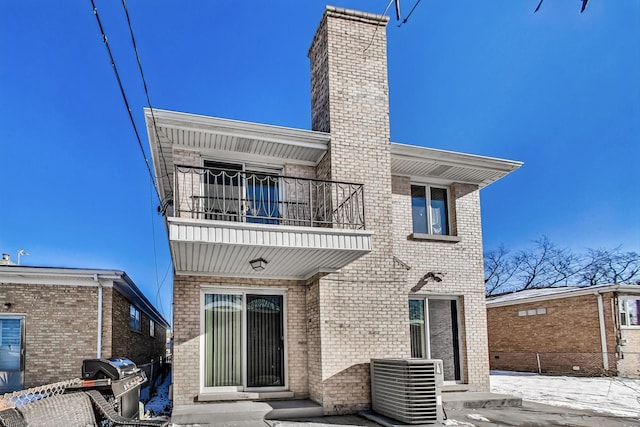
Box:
203;161;243;222
0;317;24;393
409;299;427;358
246;295;284;387
246;174;281;224
204;294;242;387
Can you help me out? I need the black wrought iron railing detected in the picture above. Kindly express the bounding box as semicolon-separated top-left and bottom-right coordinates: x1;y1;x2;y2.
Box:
173;165;366;229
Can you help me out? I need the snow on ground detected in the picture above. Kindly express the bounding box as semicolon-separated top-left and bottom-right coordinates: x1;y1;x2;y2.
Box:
490;370;640;418
142;372;172;419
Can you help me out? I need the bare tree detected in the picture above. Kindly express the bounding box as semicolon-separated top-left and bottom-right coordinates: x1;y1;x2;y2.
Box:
512;236;579;290
484;246;520;296
580;247;640;285
485;239;640;296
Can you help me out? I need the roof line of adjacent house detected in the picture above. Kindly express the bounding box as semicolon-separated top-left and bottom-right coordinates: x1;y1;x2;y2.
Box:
0;266;169;329
390;142;523;172
486;284;640;308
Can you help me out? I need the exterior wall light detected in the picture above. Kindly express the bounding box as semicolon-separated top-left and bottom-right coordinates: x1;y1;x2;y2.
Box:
3;303;12;310
249;258;268;271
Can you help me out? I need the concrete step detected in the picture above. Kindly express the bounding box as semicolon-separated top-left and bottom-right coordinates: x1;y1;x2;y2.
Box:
171;399;323;425
265;400;324;420
172;401;273;425
442;392;522;409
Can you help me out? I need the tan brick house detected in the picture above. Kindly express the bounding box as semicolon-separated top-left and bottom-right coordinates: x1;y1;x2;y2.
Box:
146;6;521;414
487;284;640;377
0;263;169;392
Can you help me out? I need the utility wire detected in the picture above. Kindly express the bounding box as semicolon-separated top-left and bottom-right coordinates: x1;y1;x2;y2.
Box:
120;0;173;209
363;0;395;53
120;0;173;321
398;0;422;27
90;0;161;203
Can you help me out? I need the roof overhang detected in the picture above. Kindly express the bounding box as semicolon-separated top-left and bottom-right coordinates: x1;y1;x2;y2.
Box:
391;142;523;188
168;217;373;280
145;109;330;206
486;284;640;308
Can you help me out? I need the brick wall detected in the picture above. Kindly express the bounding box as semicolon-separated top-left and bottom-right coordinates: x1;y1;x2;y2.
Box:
110;290;166;366
0;283;99;387
487;293;618;375
172;275;308;405
392;179;490;391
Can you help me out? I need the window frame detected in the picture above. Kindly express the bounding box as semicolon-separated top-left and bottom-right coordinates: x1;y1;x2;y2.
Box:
619;297;640;328
130;305;141;333
410;183;452;237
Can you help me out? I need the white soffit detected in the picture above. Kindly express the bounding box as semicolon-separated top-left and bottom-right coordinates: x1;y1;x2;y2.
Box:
390;142;523;188
145;109;330;203
167;217;372;279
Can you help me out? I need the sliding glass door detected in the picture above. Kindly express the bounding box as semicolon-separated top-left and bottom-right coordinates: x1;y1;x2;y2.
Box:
203;291;286;391
409;297;462;382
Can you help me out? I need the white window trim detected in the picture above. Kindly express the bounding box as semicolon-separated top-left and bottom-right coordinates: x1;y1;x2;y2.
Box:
619;297;640;329
199;287;289;394
410;183;452;237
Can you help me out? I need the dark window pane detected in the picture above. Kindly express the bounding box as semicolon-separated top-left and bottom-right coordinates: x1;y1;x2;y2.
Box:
411;185;427;234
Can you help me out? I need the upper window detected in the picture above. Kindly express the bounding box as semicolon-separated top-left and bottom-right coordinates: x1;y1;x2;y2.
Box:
411;185;449;235
620;298;640;327
130;305;141;332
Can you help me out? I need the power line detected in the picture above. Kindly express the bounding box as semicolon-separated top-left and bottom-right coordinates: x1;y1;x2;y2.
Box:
398;0;422;27
364;0;395;53
89;0;161;203
120;0;173;210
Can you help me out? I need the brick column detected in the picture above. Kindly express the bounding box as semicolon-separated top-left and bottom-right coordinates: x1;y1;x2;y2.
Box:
308;7;409;414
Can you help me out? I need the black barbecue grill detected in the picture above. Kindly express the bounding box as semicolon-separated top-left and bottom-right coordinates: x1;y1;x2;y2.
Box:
69;358;147;419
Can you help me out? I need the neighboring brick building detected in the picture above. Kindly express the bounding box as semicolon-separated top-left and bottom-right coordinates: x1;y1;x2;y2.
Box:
0;263;169;392
487;284;640;377
145;6;521;414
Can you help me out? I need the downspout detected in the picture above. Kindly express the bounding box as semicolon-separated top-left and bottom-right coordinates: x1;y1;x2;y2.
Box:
596;293;609;371
94;274;103;359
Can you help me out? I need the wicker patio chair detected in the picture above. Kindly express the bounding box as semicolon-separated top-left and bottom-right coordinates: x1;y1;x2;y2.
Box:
86;390;169;427
0;408;27;427
15;392;97;427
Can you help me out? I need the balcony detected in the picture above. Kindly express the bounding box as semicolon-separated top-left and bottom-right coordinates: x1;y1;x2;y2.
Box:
174;165;366;229
166;165;373;279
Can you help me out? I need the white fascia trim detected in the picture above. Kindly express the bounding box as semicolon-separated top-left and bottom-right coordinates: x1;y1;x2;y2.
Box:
391;142;523;172
168;216;374;238
486;285;640;308
144;108;331;150
0;267;121;286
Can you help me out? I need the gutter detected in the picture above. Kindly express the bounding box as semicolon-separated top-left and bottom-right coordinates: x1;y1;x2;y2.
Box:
596;293;609;371
94;274;103;359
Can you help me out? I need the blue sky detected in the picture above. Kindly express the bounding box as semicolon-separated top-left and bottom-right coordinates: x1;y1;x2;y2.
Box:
1;1;638;326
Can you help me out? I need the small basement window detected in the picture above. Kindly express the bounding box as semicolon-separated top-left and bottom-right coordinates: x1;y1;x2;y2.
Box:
518;307;547;317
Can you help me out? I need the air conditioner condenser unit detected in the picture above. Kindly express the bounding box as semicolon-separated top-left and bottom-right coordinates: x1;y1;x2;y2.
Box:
371;358;444;424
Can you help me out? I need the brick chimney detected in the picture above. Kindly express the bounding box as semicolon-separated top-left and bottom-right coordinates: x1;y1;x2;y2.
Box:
306;7;407;414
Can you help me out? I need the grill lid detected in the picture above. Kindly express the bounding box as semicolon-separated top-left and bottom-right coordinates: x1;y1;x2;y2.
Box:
82;358;139;380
